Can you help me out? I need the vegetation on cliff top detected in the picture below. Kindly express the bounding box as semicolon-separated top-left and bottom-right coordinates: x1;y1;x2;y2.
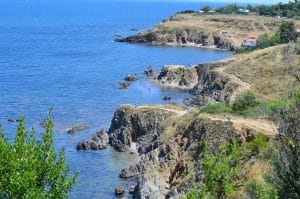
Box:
0;112;77;198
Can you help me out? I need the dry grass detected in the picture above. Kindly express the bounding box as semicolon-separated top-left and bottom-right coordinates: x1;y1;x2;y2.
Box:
155;14;300;47
225;44;300;100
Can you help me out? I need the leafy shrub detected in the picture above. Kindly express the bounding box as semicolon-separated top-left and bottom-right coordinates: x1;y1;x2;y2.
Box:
0;112;77;198
279;21;297;43
232;92;260;113
200;139;241;198
200;103;232;114
257;33;282;49
177;10;196;14
245;134;269;155
246;180;278;199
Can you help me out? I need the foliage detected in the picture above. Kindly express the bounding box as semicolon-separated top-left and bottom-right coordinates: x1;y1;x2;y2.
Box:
177;10;196;14
256;33;282;49
232;92;260;113
244;134;269;156
201;6;212;13
279;21;297;43
246;180;278;199
200;139;241;198
213;0;300;18
268;102;300;198
0;112;77;198
234;47;253;54
215;4;239;14
199;103;232;114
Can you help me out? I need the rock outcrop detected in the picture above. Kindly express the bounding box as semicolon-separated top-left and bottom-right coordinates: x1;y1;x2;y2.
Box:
150;61;238;105
115;13;284;51
108;105;176;152
115;28;235;50
77;129;109;150
125;74;139;81
110;105;253;199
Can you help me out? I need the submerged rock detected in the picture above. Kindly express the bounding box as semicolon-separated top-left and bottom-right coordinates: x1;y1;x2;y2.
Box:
163;96;171;101
124;74;139;81
64;124;89;134
118;82;130;89
144;67;155;79
7;118;15;123
77;129;109;150
115;187;125;196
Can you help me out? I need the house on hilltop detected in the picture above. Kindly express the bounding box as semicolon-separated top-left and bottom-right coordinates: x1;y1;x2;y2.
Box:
242;36;257;47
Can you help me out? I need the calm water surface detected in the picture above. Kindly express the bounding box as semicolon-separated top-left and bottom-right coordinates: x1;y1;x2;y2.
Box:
0;0;233;198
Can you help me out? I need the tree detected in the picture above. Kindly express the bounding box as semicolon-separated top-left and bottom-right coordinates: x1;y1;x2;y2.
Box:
0;112;77;198
200;139;241;198
279;21;297;43
269;102;300;198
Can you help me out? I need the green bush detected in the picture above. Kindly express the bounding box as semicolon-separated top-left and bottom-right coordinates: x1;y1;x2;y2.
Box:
0;112;77;198
257;33;282;49
200;139;241;198
232;92;260;113
246;180;278;199
200;103;232;114
245;134;269;155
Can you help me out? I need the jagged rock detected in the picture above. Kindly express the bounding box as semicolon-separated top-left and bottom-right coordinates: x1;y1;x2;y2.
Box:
108;105;175;152
183;95;216;106
77;129;109;150
124;74;139;81
118;82;130;89
163;96;171;101
144;67;155;79
156;65;198;90
64;124;89;134
115;28;235;50
147;61;238;106
7;119;15;123
115;105;240;198
115;187;125;196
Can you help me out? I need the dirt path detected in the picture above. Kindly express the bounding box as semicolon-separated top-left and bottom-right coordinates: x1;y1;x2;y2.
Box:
215;62;251;102
207;115;278;136
138;106;278;136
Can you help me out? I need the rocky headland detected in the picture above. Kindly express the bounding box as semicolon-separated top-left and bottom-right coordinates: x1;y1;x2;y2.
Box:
116;14;288;50
107;104;278;198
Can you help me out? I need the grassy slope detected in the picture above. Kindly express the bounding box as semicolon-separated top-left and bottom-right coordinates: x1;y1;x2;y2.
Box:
156;13;300;47
225;44;300;100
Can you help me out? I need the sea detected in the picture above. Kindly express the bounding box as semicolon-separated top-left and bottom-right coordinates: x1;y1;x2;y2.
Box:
0;0;235;198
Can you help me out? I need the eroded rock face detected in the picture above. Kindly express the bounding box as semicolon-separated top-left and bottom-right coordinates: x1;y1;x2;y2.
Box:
156;65;198;90
115;28;235;51
77;129;109;150
108;105;175;152
150;62;238;105
112;105;239;199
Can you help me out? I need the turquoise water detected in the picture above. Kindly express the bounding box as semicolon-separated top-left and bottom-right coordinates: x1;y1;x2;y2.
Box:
0;0;233;198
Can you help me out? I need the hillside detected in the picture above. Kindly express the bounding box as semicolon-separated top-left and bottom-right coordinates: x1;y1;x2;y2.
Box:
116;13;300;50
225;44;300;100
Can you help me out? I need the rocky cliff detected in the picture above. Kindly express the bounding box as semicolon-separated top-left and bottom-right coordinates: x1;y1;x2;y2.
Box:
150;61;239;106
116;28;235;50
116;13;284;50
110;105;268;199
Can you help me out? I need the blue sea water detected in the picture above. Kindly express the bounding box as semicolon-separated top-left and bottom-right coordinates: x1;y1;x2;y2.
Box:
0;0;233;198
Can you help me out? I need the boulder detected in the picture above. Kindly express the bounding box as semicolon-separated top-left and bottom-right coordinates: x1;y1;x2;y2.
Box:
163;96;171;101
64;124;89;134
118;82;130;89
115;187;125;196
77;129;109;150
124;74;138;81
144;67;155;79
